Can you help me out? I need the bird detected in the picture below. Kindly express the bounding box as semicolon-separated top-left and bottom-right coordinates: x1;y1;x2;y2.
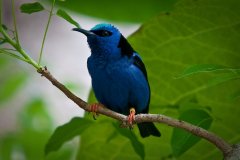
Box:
73;23;161;138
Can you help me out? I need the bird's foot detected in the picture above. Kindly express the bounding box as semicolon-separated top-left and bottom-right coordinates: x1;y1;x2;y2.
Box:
127;108;136;129
89;103;101;120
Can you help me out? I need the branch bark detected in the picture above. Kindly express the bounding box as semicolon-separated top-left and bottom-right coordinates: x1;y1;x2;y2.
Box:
37;67;233;158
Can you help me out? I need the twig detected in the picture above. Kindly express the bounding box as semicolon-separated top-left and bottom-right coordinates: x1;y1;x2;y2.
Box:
11;0;20;45
38;0;55;65
135;114;233;157
37;67;233;157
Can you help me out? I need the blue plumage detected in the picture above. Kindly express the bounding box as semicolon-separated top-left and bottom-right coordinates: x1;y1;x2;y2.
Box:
73;23;160;138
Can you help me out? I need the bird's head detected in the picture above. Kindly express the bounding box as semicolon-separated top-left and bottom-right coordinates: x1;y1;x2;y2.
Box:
73;23;122;57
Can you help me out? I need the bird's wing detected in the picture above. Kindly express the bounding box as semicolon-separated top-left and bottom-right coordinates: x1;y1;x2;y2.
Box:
132;53;148;81
118;34;134;57
118;35;150;113
118;34;148;81
132;53;150;113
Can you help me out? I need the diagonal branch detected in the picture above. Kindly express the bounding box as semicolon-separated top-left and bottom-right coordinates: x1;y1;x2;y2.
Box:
37;67;233;157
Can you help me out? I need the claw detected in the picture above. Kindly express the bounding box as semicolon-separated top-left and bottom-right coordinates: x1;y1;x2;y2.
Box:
128;108;136;128
89;103;101;120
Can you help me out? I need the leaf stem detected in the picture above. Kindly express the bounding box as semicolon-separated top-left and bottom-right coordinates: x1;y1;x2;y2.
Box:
1;28;40;69
11;0;20;45
38;0;55;65
0;49;29;63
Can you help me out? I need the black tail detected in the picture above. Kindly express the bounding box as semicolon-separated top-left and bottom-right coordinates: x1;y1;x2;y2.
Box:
137;122;161;138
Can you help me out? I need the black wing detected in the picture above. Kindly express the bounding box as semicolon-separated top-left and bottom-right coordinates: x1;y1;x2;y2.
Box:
133;54;150;113
117;34;150;113
118;34;134;57
118;34;148;80
133;55;148;81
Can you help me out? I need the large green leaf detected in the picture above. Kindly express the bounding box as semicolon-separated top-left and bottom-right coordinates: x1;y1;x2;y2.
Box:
171;109;213;157
176;64;240;78
45;117;92;155
51;0;177;22
77;0;240;159
112;122;145;160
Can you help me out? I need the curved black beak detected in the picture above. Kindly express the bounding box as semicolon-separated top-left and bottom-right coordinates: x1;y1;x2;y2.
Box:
72;28;95;36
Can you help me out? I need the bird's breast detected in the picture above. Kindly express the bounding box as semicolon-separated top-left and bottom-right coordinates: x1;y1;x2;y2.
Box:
87;57;131;114
87;56;150;115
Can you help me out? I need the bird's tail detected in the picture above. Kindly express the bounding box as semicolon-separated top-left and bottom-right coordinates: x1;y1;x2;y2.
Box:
137;122;161;138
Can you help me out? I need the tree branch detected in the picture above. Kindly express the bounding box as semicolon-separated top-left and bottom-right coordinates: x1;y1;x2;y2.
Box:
37;67;233;158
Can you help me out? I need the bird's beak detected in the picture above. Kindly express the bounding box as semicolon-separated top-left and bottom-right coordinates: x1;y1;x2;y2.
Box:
72;28;95;36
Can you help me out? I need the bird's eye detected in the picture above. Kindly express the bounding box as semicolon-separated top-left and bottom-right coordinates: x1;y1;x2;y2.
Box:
101;30;111;37
91;30;112;37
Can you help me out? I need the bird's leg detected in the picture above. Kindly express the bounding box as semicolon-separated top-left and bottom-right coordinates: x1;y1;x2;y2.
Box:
128;108;136;129
89;103;102;120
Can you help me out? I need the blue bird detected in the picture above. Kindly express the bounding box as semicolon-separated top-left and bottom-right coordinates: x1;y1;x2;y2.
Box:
73;23;161;138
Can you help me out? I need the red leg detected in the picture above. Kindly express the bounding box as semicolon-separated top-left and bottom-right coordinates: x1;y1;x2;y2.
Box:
89;103;102;120
128;108;136;127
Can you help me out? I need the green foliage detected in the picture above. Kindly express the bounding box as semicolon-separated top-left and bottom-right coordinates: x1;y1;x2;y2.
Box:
45;117;92;155
20;2;45;14
0;72;27;103
229;90;240;100
0;39;6;45
171;109;213;157
1;24;7;30
176;64;240;78
64;81;82;92
112;122;145;159
52;0;177;22
0;98;74;160
56;9;80;28
76;0;240;159
0;57;28;105
1;0;240;159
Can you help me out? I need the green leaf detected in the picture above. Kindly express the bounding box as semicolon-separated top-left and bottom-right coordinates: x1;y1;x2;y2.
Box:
52;0;177;22
78;0;240;159
1;24;7;30
0;72;27;103
106;130;118;143
87;89;97;104
207;73;240;87
0;98;75;160
112;123;145;160
20;98;53;131
63;81;82;95
229;90;240;100
0;99;50;159
56;9;80;28
176;64;240;78
171;109;213;157
0;56;8;69
45;117;92;155
0;39;6;45
20;2;44;14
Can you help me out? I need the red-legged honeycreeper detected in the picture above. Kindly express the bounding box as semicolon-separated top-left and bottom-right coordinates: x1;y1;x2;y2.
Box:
73;23;161;138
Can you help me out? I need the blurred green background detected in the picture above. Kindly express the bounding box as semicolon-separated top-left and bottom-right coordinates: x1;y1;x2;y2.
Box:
0;0;240;159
